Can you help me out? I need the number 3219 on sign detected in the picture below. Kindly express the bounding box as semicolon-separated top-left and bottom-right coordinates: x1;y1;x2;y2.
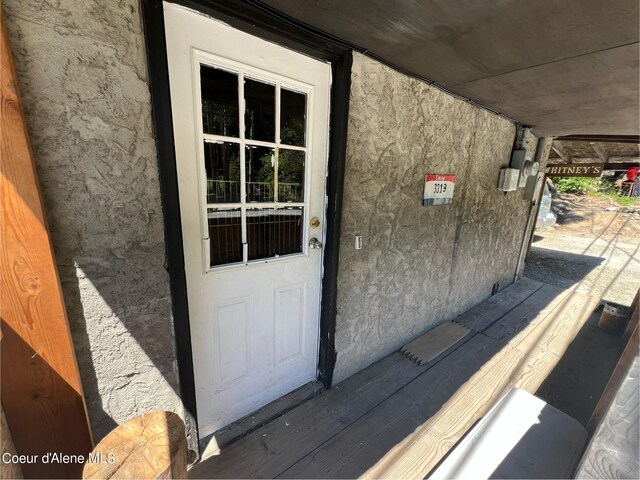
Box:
423;174;456;206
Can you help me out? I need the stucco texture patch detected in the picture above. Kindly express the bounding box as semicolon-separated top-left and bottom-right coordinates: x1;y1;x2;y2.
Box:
334;53;540;383
3;0;190;447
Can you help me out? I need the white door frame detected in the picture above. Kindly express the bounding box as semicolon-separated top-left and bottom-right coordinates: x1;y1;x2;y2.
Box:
141;0;353;444
163;1;335;438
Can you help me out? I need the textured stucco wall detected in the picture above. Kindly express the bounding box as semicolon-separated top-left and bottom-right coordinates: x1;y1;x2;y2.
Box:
3;0;190;447
3;0;547;445
334;53;545;383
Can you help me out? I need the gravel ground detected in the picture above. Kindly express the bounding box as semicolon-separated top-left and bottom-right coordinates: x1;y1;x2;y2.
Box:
524;191;640;306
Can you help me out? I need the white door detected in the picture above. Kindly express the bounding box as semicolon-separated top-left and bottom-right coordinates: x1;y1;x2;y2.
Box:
163;2;331;438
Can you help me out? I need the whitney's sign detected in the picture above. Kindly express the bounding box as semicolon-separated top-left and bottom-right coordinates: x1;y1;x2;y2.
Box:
545;163;603;177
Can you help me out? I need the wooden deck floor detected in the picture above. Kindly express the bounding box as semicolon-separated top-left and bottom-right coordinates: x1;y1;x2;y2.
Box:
190;278;601;479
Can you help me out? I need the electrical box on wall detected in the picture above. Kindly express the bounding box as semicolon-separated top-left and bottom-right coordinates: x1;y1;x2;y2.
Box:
498;168;520;191
510;149;540;188
510;149;533;168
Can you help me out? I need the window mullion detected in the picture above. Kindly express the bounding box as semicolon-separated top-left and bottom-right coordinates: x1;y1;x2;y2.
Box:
238;72;248;263
275;81;281;206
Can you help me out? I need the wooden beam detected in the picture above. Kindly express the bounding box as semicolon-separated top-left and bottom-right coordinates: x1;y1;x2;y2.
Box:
608;156;640;163
604;162;640;171
551;141;571;163
571;157;600;163
623;290;639;344
556;135;640;144
1;11;93;478
590;142;609;162
548;158;639;167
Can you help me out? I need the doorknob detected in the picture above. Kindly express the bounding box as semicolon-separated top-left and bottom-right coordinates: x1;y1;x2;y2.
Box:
309;237;323;249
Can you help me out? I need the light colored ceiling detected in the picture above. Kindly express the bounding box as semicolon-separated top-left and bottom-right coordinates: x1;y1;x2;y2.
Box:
262;0;640;137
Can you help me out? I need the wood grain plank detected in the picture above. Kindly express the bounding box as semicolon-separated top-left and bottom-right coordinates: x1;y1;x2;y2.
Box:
201;381;325;456
0;12;93;478
535;306;622;427
278;333;502;479
362;290;599;480
508;292;601;391
189;352;429;479
453;277;544;332
483;283;571;343
623;288;639;343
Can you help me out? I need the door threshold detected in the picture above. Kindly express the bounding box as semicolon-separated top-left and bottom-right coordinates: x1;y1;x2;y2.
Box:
198;381;325;461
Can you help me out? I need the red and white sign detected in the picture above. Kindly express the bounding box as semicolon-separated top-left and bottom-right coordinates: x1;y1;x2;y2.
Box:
423;174;456;206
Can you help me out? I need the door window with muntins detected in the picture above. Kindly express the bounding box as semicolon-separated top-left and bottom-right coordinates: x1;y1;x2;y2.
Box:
199;63;309;268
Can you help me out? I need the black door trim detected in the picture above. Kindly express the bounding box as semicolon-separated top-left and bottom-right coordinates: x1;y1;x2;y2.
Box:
318;51;351;387
141;0;351;438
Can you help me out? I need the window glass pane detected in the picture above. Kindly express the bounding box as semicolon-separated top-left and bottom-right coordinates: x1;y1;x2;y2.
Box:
201;65;239;137
208;208;242;267
244;78;275;142
247;207;303;260
245;145;275;202
280;89;306;147
204;142;240;203
278;150;305;203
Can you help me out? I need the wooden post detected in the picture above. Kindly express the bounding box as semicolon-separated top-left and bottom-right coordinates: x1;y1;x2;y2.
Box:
1;10;93;478
83;411;188;480
623;289;639;342
587;322;639;434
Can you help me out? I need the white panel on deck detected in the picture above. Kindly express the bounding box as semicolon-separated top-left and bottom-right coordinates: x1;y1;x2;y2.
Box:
429;388;587;480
